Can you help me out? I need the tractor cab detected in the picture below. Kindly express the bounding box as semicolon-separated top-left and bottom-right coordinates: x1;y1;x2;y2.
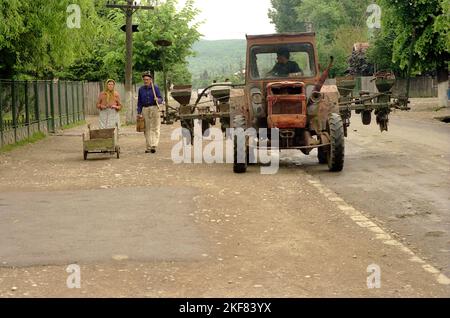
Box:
244;33;322;131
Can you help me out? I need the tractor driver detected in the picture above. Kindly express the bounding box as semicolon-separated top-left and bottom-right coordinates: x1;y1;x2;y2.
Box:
267;47;303;78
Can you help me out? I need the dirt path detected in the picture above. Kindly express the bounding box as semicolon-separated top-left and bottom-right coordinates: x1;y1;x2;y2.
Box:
0;105;449;297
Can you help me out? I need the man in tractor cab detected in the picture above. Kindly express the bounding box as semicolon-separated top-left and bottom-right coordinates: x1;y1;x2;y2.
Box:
267;47;303;78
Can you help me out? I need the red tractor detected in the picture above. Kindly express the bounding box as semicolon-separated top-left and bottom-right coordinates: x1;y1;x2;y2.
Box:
170;32;409;173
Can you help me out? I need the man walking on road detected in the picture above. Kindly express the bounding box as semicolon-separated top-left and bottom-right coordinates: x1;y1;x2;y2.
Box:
137;72;163;154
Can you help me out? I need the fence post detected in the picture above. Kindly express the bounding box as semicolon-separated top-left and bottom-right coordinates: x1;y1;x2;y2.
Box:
77;82;82;121
65;81;69;125
71;82;76;123
34;81;41;132
43;81;49;133
49;81;55;132
58;80;63;128
11;81;17;143
76;82;81;121
0;81;3;148
25;81;30;138
82;82;86;120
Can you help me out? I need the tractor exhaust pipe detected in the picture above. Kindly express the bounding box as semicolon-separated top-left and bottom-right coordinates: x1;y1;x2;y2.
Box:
310;91;322;103
309;56;334;105
314;56;334;93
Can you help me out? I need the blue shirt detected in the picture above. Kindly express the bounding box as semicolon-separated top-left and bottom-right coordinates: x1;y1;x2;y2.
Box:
137;84;163;114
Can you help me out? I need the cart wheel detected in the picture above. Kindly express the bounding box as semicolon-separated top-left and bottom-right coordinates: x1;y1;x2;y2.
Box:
84;151;88;161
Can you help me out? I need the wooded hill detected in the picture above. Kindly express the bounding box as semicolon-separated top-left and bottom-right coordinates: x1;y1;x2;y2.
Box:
188;39;246;88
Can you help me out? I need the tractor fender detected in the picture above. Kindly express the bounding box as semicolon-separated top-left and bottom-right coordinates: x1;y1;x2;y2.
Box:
308;85;340;133
320;84;340;112
318;85;340;130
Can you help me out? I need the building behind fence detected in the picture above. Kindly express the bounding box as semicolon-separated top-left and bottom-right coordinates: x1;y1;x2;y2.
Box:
356;76;438;98
84;82;138;117
0;80;85;148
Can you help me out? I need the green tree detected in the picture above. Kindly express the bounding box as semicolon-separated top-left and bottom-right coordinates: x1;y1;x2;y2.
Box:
366;29;403;75
0;0;102;79
0;0;200;85
61;1;126;81
0;0;25;77
154;62;192;93
295;0;371;43
133;0;201;83
268;0;371;77
268;0;304;32
370;0;449;106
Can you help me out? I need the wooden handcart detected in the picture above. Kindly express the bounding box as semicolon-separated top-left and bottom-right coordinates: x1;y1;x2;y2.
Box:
83;124;120;160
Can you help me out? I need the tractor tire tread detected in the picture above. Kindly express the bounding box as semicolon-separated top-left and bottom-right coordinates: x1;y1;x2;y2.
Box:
328;113;345;172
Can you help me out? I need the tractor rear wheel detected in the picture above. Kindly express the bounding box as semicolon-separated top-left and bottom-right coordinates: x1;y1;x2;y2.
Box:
327;113;345;172
233;114;247;174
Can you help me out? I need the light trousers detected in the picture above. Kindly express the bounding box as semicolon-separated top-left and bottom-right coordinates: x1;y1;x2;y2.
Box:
142;107;161;149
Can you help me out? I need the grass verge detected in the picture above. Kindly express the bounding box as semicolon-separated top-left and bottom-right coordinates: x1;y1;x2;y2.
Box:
0;120;86;153
61;120;86;130
0;132;46;153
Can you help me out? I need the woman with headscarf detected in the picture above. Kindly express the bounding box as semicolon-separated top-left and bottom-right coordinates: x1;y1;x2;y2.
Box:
96;79;122;129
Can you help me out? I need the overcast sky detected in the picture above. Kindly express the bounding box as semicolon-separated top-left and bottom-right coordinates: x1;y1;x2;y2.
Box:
177;0;276;40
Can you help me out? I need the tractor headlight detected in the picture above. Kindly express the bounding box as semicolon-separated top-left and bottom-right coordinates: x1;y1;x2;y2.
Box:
252;92;263;104
250;88;265;118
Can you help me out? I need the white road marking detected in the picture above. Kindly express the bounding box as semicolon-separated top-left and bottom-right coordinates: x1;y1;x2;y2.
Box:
308;178;450;286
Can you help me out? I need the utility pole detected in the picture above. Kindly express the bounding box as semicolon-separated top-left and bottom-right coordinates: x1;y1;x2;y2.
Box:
106;0;154;124
155;39;172;124
405;29;416;102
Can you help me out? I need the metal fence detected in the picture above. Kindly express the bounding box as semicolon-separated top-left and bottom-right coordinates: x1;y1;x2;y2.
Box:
356;76;438;98
84;82;139;116
0;80;85;147
393;77;438;98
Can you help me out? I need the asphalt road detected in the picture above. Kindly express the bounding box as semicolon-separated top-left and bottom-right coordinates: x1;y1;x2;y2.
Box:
0;104;449;298
304;111;450;278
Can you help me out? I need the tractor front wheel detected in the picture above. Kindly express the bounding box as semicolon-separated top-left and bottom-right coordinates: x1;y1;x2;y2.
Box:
233;136;248;173
327;113;345;172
